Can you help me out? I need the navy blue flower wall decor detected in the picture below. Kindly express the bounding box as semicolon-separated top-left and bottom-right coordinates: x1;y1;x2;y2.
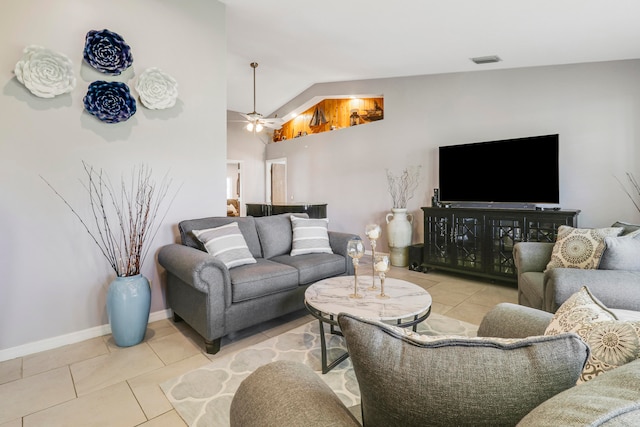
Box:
83;81;137;123
83;29;133;75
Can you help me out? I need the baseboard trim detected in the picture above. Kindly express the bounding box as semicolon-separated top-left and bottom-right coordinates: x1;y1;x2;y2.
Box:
0;309;172;362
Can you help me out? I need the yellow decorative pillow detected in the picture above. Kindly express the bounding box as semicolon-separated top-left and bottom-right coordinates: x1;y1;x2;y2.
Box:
545;225;623;271
545;286;640;383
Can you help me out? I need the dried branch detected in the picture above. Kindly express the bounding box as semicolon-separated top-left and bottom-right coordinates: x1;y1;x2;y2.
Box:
41;163;179;277
616;172;640;214
386;166;421;209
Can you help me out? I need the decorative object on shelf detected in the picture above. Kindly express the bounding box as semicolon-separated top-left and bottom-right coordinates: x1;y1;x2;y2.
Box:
14;45;76;98
386;208;414;267
386;165;421;266
83;81;136;123
346;239;365;298
41;163;178;347
135;67;178;110
349;109;359;126
374;255;391;299
83;29;133;75
365;224;381;290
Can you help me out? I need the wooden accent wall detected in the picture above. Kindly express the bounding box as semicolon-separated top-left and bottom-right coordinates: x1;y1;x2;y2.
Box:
273;97;383;142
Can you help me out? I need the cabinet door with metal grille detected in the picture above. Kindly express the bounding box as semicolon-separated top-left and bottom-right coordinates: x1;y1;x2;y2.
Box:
450;213;484;272
486;214;525;278
423;213;452;267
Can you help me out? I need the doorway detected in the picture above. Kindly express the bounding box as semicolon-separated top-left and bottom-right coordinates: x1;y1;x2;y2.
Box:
226;160;244;216
266;158;287;204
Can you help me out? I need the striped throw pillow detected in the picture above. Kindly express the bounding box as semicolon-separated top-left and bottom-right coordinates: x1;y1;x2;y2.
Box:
192;222;257;268
290;216;333;256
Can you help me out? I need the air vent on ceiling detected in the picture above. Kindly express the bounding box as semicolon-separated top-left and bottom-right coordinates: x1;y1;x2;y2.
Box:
471;55;502;65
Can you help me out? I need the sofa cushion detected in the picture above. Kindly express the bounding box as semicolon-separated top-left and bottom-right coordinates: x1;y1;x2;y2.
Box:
338;313;589;427
517;359;640;427
271;253;345;285
192;222;257;269
290;216;333;256
519;271;544;309
545;286;640;383
179;216;262;258
612;220;640;236
229;258;299;303
600;229;640;271
545;225;623;271
254;213;308;259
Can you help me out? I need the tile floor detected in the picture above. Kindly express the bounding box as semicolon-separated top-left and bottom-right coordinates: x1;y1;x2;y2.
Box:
0;267;518;427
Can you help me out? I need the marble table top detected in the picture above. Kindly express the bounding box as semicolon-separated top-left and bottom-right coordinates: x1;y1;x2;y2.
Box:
305;275;432;321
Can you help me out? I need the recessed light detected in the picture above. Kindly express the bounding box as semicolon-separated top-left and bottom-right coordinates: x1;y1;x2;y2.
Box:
471;55;502;65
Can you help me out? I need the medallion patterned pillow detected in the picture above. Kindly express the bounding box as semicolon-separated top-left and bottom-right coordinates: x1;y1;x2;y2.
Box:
544;286;640;383
545;225;623;271
192;222;257;268
290;216;333;256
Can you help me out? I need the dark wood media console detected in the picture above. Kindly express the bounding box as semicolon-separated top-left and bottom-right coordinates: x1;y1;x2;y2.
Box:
421;207;580;284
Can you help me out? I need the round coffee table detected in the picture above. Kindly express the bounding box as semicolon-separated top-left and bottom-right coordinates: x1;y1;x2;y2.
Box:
304;275;432;373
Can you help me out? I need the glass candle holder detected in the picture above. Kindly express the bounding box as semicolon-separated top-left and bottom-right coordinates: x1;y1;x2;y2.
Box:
365;224;381;290
347;239;365;298
374;255;391;299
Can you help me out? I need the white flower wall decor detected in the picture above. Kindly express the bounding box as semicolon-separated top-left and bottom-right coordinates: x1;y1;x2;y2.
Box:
135;67;178;110
14;45;76;98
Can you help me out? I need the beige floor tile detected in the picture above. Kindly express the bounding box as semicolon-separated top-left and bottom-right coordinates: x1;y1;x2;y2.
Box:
428;279;487;296
427;286;472;307
71;343;164;396
146;319;182;341
129;353;211;419
147;331;202;365
430;301;454;316
0;358;21;385
0;418;22;427
140;411;188;426
0;366;76;424
22;337;108;378
23;381;146;427
445;302;493;325
465;284;518;308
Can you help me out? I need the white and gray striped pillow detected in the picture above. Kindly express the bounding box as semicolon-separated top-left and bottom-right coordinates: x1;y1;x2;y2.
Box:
290;216;333;256
192;222;257;268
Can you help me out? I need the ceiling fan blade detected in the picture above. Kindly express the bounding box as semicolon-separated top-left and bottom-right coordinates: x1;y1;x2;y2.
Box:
239;113;254;121
262;122;282;129
261;117;284;123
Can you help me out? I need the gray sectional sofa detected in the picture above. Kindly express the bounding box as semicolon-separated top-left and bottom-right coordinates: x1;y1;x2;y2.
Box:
514;221;640;312
230;303;640;426
158;213;359;353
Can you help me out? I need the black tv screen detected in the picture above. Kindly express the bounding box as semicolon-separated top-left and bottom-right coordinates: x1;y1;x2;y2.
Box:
438;134;559;205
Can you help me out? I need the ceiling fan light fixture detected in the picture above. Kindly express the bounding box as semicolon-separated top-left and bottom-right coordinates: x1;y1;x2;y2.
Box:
255;123;263;132
246;122;254;132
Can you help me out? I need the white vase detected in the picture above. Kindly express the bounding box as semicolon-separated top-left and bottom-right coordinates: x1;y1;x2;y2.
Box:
385;208;414;267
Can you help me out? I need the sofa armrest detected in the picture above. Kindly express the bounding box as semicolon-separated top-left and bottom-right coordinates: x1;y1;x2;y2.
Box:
230;360;361;427
544;269;640;312
329;231;361;275
477;303;553;338
157;244;231;302
513;242;554;273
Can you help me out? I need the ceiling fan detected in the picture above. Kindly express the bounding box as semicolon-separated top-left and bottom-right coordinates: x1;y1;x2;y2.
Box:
239;62;283;132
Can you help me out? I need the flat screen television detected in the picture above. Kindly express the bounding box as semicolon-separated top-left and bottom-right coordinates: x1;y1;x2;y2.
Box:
438;134;559;207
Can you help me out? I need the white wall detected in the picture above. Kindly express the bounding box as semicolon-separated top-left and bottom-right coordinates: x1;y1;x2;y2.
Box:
268;60;640;251
0;0;227;355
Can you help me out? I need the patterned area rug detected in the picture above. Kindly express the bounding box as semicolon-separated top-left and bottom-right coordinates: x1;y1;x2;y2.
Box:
161;313;478;427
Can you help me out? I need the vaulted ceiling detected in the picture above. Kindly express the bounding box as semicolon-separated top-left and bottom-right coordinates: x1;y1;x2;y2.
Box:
222;0;640;117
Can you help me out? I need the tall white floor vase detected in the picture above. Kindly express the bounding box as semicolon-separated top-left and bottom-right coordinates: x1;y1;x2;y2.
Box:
385;208;413;267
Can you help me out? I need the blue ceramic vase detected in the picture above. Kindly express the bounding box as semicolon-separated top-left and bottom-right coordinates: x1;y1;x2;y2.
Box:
107;274;151;347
